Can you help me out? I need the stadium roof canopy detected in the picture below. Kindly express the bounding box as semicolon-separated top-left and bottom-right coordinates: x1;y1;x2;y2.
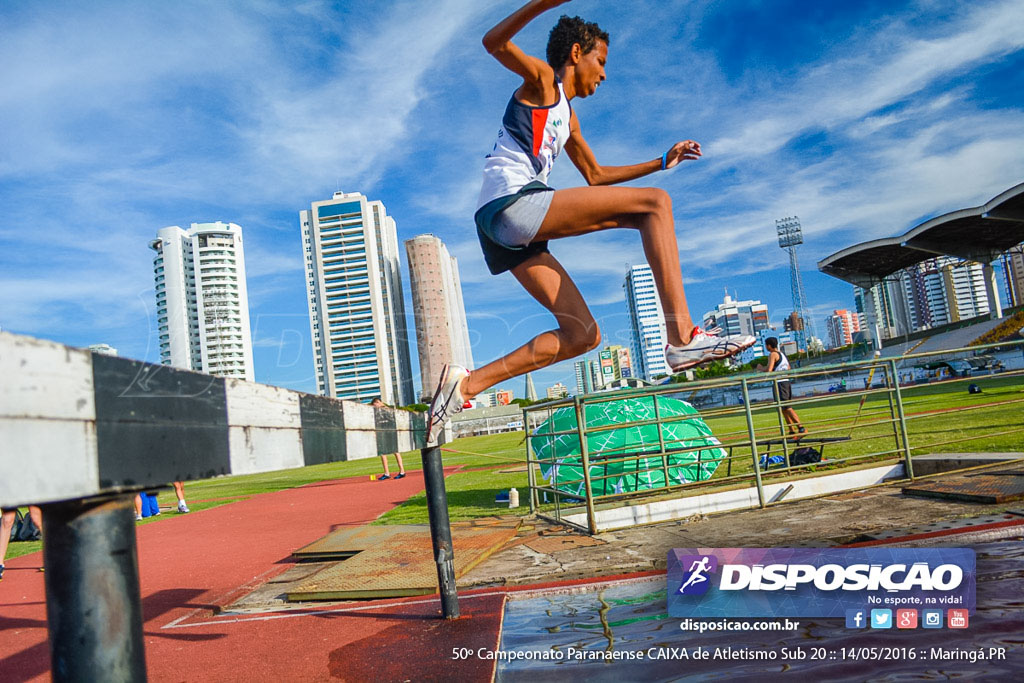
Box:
818;182;1024;289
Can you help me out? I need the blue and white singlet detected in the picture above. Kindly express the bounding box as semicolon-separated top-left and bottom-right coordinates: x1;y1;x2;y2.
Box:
476;81;573;211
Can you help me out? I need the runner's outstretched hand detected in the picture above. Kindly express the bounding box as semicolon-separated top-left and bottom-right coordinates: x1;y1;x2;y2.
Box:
664;140;702;169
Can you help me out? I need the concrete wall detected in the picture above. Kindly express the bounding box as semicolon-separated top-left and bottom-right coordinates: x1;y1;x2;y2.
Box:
0;331;427;508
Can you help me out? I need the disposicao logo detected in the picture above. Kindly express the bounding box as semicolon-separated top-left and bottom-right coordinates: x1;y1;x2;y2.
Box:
676;554;718;596
667;548;975;619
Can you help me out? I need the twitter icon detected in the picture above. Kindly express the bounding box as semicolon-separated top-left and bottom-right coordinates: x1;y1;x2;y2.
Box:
870;609;892;629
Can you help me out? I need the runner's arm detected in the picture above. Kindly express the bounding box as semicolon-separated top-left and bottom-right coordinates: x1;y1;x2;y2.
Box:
565;114;702;186
767;351;779;372
483;1;569;98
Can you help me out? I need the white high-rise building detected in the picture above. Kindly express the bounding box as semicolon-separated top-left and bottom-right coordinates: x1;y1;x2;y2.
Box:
546;382;569;399
624;264;669;381
301;191;413;404
901;257;990;331
150;222;254;380
574;359;590;395
702;290;770;338
855;281;911;343
825;309;864;349
574;357;604;394
405;234;474;401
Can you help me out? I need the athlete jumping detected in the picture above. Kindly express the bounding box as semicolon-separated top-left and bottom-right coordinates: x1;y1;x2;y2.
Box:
428;0;754;443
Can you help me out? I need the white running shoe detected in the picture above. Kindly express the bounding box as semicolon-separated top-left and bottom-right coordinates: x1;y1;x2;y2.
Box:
665;326;756;371
426;364;469;445
177;502;190;513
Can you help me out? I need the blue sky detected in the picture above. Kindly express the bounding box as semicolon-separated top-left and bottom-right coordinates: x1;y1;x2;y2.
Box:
1;0;1023;400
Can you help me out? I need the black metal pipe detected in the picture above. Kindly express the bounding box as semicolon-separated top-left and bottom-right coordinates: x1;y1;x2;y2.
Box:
420;445;459;619
42;496;147;682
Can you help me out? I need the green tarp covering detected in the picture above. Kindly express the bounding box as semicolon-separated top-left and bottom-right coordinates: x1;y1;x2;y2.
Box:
531;396;725;497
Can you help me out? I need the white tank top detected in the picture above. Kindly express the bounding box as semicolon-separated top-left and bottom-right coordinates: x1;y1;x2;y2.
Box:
476;81;572;210
773;350;791;375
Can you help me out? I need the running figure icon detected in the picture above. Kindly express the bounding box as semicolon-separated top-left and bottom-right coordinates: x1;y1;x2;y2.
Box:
678;556;713;594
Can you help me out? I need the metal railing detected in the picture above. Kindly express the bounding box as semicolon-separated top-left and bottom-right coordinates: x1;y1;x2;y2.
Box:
523;339;1024;534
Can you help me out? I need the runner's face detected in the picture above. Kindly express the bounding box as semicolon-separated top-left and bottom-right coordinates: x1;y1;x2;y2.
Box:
575;40;607;98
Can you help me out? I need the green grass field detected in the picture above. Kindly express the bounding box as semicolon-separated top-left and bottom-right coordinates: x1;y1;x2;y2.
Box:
696;373;1024;480
3;373;1020;561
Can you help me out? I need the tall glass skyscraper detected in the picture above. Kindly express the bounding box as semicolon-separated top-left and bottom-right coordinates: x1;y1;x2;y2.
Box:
150;222;254;380
624;264;669;381
300;191;413;404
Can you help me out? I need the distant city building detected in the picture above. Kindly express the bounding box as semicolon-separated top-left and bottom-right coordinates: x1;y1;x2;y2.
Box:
900;257;990;331
150;222;254;379
623;264;669;381
87;344;118;356
855;281;912;344
589;359;604;390
703;291;770;338
825;309;865;348
301;191;413;404
546;382;569;399
575;357;604;394
524;373;538;402
405;234;473;401
598;345;632;384
783;311;805;332
574;359;590;395
1005;246;1024;307
853;258;995;348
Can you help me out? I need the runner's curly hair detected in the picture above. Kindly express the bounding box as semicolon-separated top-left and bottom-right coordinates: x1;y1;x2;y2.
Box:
546;15;610;68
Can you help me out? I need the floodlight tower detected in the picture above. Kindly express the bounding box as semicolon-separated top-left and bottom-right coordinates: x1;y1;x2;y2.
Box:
776;216;815;344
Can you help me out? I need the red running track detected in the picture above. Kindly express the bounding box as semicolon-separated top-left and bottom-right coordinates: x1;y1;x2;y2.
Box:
0;469;504;682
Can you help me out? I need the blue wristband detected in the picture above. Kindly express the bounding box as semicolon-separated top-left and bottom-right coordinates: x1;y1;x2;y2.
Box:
661;151;668;171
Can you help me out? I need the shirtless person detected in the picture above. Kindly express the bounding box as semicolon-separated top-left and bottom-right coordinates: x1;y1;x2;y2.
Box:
428;0;754;442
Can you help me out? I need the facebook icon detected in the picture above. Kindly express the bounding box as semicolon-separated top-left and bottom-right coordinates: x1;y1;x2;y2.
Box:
846;609;867;629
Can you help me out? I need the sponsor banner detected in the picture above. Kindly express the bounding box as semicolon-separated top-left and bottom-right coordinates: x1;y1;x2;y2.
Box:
668;548;975;618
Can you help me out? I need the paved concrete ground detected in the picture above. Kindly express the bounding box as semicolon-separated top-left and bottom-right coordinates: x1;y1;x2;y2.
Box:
2;466;1022;681
463;484;1023;587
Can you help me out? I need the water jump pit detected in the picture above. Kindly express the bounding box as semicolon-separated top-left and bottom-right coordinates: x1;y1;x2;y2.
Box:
493;539;1024;681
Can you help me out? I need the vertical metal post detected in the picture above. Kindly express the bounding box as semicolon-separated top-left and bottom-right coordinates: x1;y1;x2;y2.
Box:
883;363;901;458
653;393;671;488
741;378;766;508
573;397;598;534
420;445;459;619
43;495;147;683
888;360;915;479
523;406;537;512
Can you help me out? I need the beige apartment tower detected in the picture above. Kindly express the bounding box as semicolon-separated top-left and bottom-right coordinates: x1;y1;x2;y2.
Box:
405;234;474;401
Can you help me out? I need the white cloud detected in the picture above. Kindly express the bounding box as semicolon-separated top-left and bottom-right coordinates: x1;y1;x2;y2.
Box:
710;0;1024;159
2;0;1022;394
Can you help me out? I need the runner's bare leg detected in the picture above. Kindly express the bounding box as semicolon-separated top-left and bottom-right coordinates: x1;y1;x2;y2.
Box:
532;185;695;346
461;252;599;399
460;185;696;399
